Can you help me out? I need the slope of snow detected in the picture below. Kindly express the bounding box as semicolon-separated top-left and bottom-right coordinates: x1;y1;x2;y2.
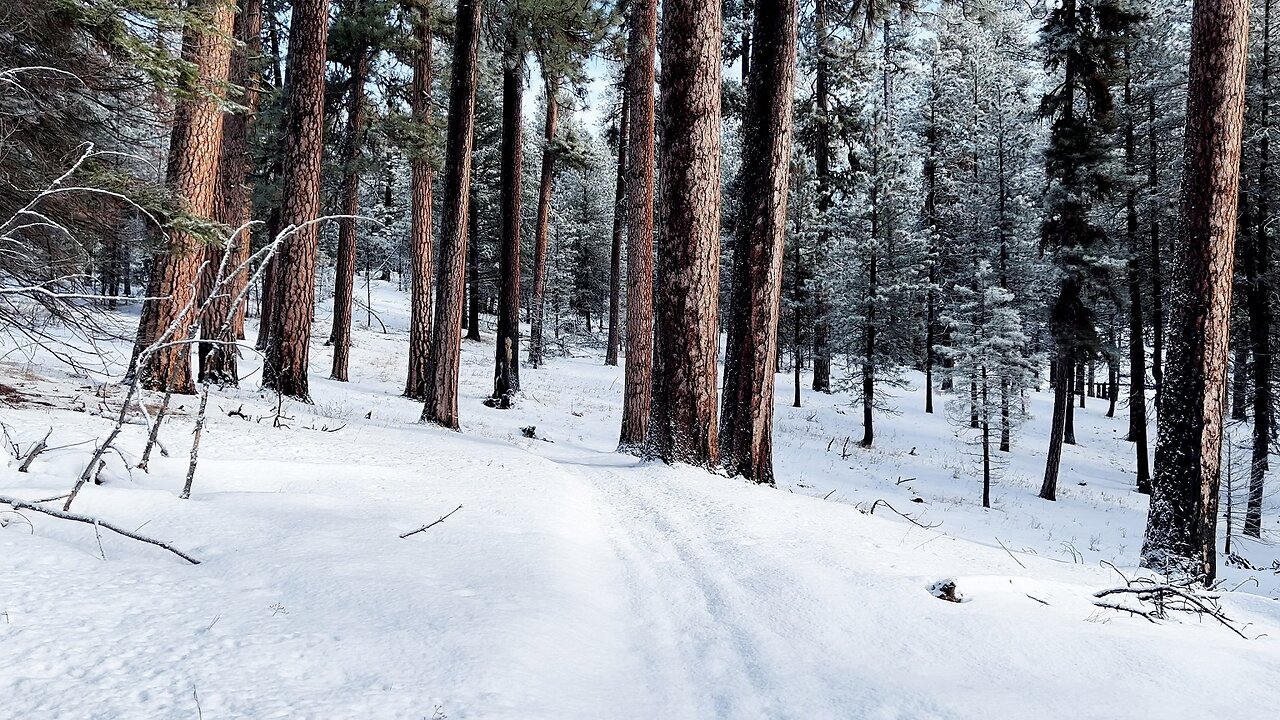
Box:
2;281;1278;719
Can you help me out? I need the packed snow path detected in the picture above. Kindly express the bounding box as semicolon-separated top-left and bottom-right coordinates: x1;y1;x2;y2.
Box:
4;293;1280;718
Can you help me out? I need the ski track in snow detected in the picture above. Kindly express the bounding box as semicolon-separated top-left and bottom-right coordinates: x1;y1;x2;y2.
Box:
3;282;1280;719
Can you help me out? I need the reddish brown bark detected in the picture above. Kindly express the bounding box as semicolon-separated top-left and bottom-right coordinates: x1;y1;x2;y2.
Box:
718;0;797;484
1141;0;1250;583
618;0;657;451
643;0;722;468
262;0;331;401
405;3;435;399
131;0;236;395
329;47;371;382
421;0;483;427
199;0;264;384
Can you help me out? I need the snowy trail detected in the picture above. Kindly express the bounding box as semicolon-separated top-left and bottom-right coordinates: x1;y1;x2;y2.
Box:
5;296;1280;718
516;441;1280;720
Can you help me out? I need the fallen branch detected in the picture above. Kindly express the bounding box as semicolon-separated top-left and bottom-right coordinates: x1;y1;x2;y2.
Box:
1092;580;1248;639
400;504;463;539
0;494;201;564
17;428;52;472
995;536;1027;569
861;499;941;530
137;392;172;472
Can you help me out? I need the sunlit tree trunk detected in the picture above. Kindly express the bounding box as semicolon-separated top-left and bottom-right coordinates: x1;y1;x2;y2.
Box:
643;0;722;468
719;0;797;484
1141;0;1250;583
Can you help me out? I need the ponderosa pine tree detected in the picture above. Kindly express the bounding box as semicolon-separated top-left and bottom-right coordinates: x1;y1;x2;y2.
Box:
1236;0;1275;537
719;0;798;484
130;0;235;395
404;0;436;399
809;0;833;393
1036;0;1137;501
1141;0;1250;583
262;0;331;401
490;16;525;407
528;76;560;370
421;0;483;427
328;0;383;382
199;0;265;385
1122;45;1152;494
643;0;722;467
618;0;657;451
605;91;628;367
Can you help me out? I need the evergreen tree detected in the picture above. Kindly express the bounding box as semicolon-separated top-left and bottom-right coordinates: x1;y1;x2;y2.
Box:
1036;0;1139;500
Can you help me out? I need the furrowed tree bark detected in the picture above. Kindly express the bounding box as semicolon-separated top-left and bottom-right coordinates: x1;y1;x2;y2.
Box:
491;27;524;407
405;2;435;399
643;0;722;468
718;0;797;484
421;0;482;427
263;0;331;402
528;74;559;369
329;44;371;383
130;0;235;395
201;0;263;383
618;0;657;451
605;89;629;367
1141;0;1250;584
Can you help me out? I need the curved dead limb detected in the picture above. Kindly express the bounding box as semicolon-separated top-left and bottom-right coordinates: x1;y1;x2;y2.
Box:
0;494;201;564
861;499;942;530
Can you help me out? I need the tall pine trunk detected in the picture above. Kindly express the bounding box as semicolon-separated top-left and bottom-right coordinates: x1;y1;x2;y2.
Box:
130;0;236;395
421;0;482;427
405;3;435;399
643;0;722;467
528;75;559;369
1246;0;1274;537
329;45;371;382
618;0;658;451
719;0;797;484
606;91;629;367
200;0;263;384
263;0;331;401
491;29;524;407
1125;53;1152;493
810;0;832;393
1141;0;1250;584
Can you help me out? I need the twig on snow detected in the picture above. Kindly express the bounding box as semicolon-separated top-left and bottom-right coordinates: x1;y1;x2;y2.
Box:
995;536;1027;569
400;504;464;539
861;499;941;530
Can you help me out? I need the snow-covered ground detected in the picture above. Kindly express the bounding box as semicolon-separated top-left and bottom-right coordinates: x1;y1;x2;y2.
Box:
2;281;1279;719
